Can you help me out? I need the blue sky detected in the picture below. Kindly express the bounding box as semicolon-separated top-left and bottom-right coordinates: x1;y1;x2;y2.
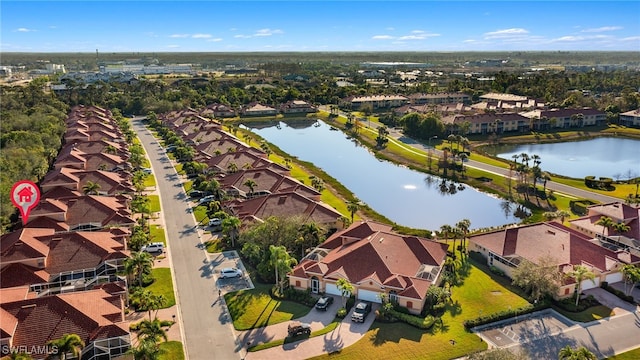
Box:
2;1;639;52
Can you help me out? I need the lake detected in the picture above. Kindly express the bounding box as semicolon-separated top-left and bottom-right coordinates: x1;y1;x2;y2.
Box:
243;120;523;231
495;137;640;180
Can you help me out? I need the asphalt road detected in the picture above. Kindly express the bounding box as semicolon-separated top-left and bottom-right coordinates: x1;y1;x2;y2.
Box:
132;119;241;360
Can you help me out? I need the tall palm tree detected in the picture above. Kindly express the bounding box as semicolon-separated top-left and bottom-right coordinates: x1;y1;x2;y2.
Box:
439;224;454;246
47;333;85;360
127;340;164;360
124;251;154;287
336;278;354;308
227;163;238;173
568;265;596;307
595;216;615;238
346;199;360;223
298;222;322;258
222;216;241;248
556;210;570;224
621;264;640;296
82;181;101;195
269;245;297;293
558;345;596;360
456;219;471;253
612;222;630;235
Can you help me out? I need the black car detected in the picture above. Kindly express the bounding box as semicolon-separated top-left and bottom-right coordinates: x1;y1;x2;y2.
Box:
287;321;312;337
315;296;334;311
351;301;372;323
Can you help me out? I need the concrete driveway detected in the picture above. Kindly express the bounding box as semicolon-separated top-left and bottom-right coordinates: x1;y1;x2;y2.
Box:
239;298;378;360
583;286;637;314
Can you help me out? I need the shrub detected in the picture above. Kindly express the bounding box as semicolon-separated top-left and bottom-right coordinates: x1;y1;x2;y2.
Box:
489;266;505;277
601;282;635;303
463;302;548;329
555;294;599;312
389;309;436;329
281;287;316;307
336;308;348;318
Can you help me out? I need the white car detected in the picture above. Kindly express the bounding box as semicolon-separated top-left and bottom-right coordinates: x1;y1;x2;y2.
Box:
141;242;164;253
219;267;243;279
198;195;216;204
208;217;222;230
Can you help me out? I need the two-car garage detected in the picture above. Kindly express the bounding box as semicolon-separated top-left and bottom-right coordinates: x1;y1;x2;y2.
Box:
324;283;382;303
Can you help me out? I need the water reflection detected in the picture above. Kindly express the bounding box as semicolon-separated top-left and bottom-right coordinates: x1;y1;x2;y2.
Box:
244;120;522;230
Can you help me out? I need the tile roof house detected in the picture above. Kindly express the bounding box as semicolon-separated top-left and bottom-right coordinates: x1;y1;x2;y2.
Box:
569;202;640;257
619;108;640;127
60;140;129;159
227;191;342;228
183;126;227;145
1;228;129;293
520;108;607;129
468;221;640;299
200;149;288;174
0;288;131;360
240;102;278;116
289;220;448;314
26;195;135;232
201;103;237;118
41;168;134;196
407;92;471;105
342;95;408;110
194;137;249;158
218;168;320;201
441;112;531;134
280;100;317;114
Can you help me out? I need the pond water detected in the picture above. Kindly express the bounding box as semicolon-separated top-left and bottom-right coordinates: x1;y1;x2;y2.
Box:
243;120;522;231
494;137;640;180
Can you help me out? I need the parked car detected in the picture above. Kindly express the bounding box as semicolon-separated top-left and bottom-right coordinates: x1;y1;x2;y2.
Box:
208;218;222;231
141;167;153;174
198;195;216;204
141;242;164;254
315;296;334;311
351;301;371;323
287;321;311;337
188;190;204;198
219;267;243;279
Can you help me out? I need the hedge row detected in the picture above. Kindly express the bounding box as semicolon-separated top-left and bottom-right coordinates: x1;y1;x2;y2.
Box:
389;309;436;329
584;176;613;189
569;199;597;216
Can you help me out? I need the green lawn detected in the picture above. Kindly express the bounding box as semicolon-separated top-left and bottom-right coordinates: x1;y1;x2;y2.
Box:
158;341;185;360
150;224;166;245
145;268;176;308
149;195;161;213
249;320;340;352
144;174;157;188
552;305;614;322
607;347;640;359
193;205;207;224
310;260;529;360
225;283;311;330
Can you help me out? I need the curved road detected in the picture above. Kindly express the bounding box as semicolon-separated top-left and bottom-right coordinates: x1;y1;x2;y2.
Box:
132;119;241;360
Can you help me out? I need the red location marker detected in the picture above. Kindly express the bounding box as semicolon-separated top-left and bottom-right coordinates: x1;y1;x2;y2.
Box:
10;180;41;225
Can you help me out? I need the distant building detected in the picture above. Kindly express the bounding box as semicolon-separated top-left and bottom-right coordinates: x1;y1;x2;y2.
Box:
619;108;640;128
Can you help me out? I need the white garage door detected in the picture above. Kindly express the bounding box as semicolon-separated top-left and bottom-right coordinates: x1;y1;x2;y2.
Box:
325;283;341;296
581;277;600;291
605;272;623;284
358;289;382;303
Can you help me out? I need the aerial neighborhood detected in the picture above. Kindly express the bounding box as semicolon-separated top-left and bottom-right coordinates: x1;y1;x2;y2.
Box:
1;51;640;360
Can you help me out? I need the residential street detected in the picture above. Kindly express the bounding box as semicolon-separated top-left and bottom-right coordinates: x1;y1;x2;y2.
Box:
132;119;241;360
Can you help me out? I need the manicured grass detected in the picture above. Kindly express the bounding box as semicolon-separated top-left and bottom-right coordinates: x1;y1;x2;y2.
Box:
158;341;185;360
149;224;167;245
183;180;193;193
144;174;156;188
310;260;529;360
193;205;207;224
145;268;176;308
606;347;640;359
149;195;161;213
175;163;183;174
225;283;311;330
249;319;340;352
550;176;634;201
552;305;614;323
204;238;225;253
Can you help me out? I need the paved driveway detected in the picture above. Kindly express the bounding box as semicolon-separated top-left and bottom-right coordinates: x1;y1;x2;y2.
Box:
240;299;378;360
583;287;637;314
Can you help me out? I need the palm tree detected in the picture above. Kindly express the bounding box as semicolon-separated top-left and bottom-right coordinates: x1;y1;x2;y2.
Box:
138;318;168;344
298;222;322;258
556;210;570;224
227;163;238;173
568;265;596;307
8;352;33;360
269;245;297;294
222;216;241;248
243;178;257;194
456;219;471;253
82;181;101;195
595;216;615;238
621;264;640;296
47;333;85;360
543;211;559;222
439;224;454;246
336;278;354;308
346;199;360;223
124;251;154;287
558;345;596;360
127;340;164;360
612;222;630;235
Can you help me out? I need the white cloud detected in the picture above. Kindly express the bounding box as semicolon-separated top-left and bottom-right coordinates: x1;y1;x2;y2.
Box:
551;34;612;43
463;39;476;43
192;34;212;39
16;27;36;32
254;28;283;37
621;36;640;41
484;28;529;39
169;34;189;38
206;38;223;42
234;34;251;39
372;35;394;40
582;26;622;33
